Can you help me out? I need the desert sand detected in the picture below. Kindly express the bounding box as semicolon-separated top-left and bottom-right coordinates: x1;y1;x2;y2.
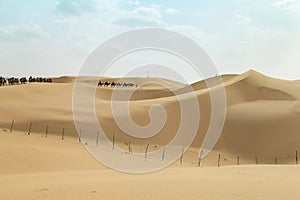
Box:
1;69;300;199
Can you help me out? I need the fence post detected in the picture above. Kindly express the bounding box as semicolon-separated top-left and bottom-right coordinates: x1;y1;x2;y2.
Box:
79;130;82;143
198;150;203;167
128;142;131;154
161;146;165;161
218;154;221;167
28;122;32;135
45;126;48;137
296;150;298;165
145;144;149;161
61;128;65;140
10;119;14;133
255;157;258;165
112;134;115;150
96;131;99;147
180;147;185;165
237;156;240;165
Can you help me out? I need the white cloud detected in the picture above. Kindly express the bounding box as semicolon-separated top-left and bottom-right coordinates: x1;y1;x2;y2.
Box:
133;6;162;19
53;0;98;16
234;14;253;25
127;0;141;6
114;5;166;27
234;14;273;38
273;0;300;18
273;0;296;8
165;8;181;15
0;23;50;41
115;17;167;27
169;25;208;39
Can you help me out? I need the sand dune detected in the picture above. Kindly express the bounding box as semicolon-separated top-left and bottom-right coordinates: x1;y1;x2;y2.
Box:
1;69;300;199
1;70;300;161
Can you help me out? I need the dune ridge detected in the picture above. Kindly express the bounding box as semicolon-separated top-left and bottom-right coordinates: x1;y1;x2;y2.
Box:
1;70;300;159
2;69;300;199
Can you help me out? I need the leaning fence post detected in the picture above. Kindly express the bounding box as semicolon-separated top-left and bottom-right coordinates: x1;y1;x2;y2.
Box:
61;128;65;140
45;126;48;137
198;149;203;167
218;154;221;167
145;144;149;161
10;119;14;133
296;150;298;165
28;122;32;135
180;147;185;165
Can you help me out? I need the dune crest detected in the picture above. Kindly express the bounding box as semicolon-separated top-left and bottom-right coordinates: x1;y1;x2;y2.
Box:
1;70;300;165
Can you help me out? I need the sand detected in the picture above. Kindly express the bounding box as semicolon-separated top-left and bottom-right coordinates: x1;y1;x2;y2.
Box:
1;69;300;199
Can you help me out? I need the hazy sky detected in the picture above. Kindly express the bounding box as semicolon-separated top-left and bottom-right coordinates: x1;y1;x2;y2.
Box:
0;0;299;81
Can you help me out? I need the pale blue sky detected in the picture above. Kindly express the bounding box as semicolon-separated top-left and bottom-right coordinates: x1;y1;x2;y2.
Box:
0;0;299;81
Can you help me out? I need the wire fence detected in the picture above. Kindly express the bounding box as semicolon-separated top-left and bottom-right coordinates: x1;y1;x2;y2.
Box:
0;118;77;139
1;117;299;168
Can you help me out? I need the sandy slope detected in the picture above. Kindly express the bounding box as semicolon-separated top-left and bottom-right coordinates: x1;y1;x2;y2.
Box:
2;166;300;200
1;130;300;200
1;70;300;161
1;70;300;199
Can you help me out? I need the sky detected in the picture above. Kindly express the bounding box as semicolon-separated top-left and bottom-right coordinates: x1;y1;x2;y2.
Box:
0;0;300;81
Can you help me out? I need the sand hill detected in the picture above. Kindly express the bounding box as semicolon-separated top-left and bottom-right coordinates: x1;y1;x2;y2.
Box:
1;69;300;200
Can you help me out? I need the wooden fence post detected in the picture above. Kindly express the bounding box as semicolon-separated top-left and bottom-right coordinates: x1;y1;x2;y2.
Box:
296;150;298;165
180;147;185;165
10;119;14;133
79;130;82;143
218;154;221;167
112;134;115;150
45;126;48;137
28;123;32;135
61;128;65;140
96;131;99;147
145;144;149;161
255;157;258;165
128;142;131;154
198;150;203;167
161;146;165;161
237;156;240;165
